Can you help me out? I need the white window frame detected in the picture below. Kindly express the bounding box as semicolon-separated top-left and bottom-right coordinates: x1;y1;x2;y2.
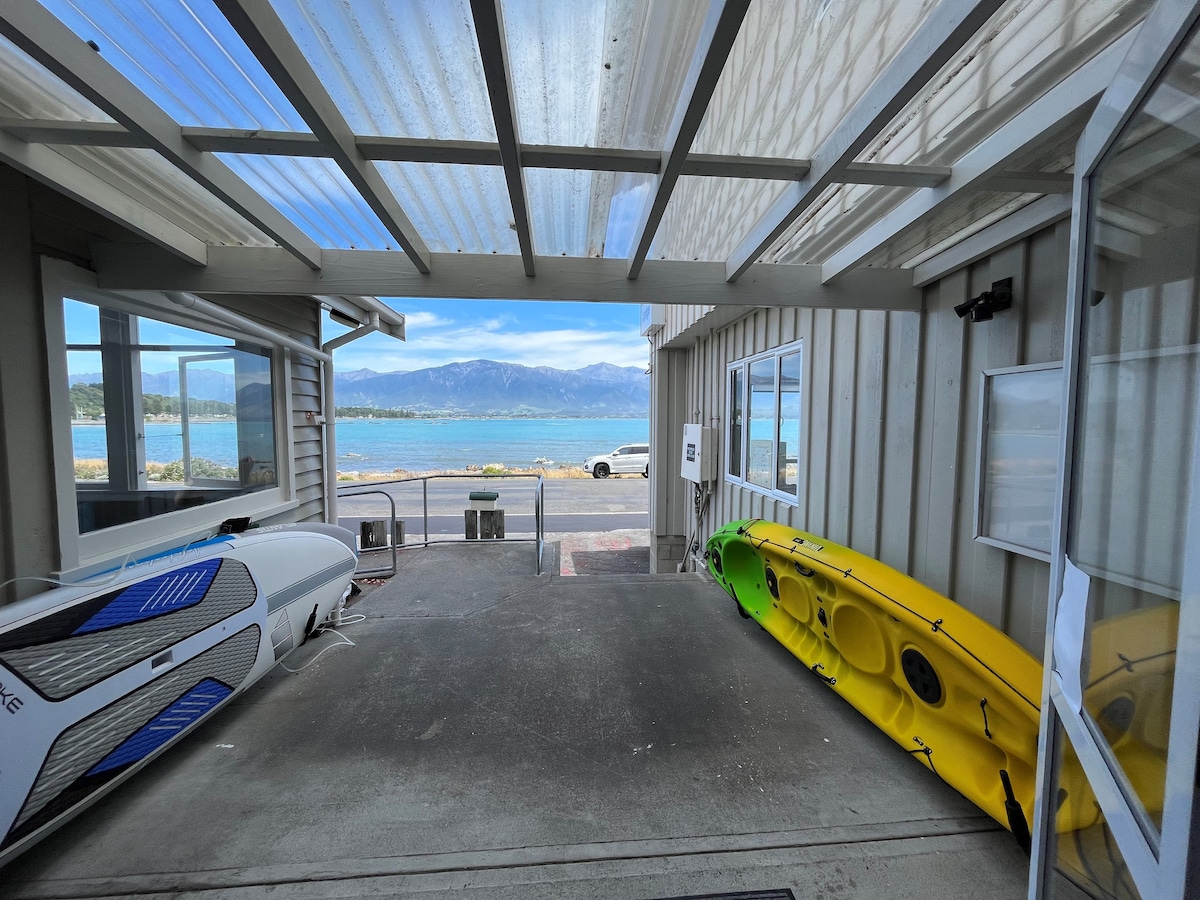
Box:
42;258;298;579
973;361;1063;562
725;340;803;504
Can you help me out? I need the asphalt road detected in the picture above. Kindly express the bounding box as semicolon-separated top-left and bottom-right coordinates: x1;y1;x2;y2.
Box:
336;474;648;538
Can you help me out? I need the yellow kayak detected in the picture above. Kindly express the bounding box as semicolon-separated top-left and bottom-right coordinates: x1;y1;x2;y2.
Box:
705;518;1173;893
705;518;1044;844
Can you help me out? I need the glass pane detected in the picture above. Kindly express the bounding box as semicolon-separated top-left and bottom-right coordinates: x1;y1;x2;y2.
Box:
64;297;100;344
746;357;775;488
981;366;1062;554
68;348;107;484
728;367;743;478
1066;24;1200;839
67;300;277;534
180;354;239;485
1053;723;1145;900
775;350;801;495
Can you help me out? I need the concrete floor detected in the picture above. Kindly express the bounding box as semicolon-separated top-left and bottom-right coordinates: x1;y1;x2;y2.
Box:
1;537;1031;900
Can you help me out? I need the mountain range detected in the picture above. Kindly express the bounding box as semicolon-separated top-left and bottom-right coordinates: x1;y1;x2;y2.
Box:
69;360;649;417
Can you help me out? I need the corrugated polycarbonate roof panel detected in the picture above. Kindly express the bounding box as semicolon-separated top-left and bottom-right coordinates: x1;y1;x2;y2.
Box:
53;145;277;247
500;0;605;148
502;0;708;151
0;32;112;121
500;0;708;260
39;0;306;129
651;175;786;263
691;0;936;159
217;153;397;250
375;161;520;255
525;167;595;257
272;0;497;141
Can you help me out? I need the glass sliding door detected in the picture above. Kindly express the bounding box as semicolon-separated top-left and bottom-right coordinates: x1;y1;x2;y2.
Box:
1033;3;1200;898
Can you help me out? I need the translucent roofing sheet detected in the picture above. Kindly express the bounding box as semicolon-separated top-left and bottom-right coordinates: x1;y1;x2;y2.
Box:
217;153;395;250
501;0;707;152
271;0;496;141
0;32;111;121
56;145;276;247
375;162;519;255
692;0;936;158
38;0;306;129
652;176;786;263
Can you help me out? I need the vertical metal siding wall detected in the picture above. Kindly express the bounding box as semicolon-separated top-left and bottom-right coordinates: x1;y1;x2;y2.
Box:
680;221;1070;654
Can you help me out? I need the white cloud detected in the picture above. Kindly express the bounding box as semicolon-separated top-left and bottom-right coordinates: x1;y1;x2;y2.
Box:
331;325;647;373
400;311;453;329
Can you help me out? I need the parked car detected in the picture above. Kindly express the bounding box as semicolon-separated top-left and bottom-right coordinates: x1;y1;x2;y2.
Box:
583;444;650;478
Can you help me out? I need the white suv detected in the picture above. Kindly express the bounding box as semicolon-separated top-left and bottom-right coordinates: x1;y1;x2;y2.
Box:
583;444;650;479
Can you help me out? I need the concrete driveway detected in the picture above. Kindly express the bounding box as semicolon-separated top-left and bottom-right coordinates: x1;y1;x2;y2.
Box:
0;540;1029;900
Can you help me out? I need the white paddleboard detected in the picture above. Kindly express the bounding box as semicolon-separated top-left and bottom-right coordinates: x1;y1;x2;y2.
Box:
0;525;358;868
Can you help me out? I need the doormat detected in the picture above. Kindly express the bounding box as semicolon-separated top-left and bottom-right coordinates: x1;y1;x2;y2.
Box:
648;891;795;900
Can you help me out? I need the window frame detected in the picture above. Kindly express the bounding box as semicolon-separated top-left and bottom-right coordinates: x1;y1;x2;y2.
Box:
42;258;299;578
724;340;803;504
973;360;1063;563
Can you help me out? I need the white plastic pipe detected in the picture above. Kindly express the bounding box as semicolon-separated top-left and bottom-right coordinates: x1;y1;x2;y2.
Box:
164;292;332;363
320;313;382;523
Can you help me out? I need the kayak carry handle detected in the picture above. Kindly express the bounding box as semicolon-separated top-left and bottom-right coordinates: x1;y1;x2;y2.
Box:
811;663;836;685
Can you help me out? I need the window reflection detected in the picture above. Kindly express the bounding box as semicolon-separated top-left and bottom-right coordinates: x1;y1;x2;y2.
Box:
65;298;278;534
1051;19;1200;893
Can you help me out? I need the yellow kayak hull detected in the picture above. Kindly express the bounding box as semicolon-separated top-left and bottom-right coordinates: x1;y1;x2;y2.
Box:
705;519;1042;839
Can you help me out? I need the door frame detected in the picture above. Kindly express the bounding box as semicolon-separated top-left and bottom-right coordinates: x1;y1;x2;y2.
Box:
1029;2;1200;897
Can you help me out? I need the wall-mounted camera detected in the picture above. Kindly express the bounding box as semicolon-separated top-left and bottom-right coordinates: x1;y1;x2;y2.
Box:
955;277;1013;322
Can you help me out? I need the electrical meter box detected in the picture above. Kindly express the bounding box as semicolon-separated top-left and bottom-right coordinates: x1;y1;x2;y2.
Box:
680;424;715;483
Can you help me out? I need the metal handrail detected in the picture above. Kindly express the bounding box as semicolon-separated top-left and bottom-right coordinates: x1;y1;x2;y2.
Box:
337;473;546;575
338;489;398;578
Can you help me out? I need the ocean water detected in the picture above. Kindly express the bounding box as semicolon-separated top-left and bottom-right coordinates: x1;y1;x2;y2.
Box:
71;417;650;473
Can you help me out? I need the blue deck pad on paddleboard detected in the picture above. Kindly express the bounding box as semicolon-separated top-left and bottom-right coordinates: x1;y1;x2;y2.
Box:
72;558;222;634
0;525;358;869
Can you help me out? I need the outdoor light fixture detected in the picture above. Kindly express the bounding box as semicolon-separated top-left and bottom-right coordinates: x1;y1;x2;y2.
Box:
955;277;1013;322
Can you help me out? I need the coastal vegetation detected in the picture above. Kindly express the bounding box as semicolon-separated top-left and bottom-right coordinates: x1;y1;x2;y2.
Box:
70;383;236;418
74;457;239;481
334;406;420;418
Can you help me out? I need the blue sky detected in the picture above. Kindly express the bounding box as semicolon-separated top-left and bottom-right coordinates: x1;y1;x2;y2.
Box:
65;296;649;374
325;299;649;373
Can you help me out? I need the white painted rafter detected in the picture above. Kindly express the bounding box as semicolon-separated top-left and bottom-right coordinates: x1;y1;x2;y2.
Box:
1;119;955;186
626;0;751;279
724;0;1006;283
911;194;1072;286
213;0;431;274
820;27;1139;283
0;2;323;270
469;0;535;276
90;244;922;312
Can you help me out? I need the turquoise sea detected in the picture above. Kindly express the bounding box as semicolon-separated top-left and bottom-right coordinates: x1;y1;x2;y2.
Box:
71;417;649;473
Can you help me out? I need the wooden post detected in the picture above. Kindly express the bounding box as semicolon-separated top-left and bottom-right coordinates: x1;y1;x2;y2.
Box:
360;520;389;549
464;509;478;539
480;509;505;539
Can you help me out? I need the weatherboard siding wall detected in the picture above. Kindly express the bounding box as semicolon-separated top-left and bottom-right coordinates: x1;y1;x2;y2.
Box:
665;221;1070;655
211;295;326;524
